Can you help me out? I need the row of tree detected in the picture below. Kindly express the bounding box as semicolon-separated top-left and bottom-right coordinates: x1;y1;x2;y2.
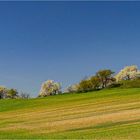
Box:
39;65;140;97
66;69;115;93
0;65;140;99
0;87;30;99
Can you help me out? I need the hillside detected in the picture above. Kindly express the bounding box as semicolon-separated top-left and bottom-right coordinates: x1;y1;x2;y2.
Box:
0;88;140;139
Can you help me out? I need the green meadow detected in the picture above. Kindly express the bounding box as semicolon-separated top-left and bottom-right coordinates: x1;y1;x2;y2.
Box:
0;88;140;139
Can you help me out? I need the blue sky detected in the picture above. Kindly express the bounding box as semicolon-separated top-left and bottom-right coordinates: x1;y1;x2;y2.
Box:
0;1;140;96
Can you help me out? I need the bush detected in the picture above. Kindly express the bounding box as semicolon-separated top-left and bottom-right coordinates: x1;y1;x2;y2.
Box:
119;79;140;88
106;83;122;89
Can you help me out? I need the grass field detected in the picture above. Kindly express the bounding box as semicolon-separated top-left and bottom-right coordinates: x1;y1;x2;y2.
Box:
0;88;140;139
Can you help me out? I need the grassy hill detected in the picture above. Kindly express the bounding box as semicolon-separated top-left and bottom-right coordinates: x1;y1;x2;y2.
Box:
0;88;140;139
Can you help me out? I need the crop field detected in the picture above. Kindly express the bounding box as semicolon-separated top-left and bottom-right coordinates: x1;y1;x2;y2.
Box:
0;88;140;139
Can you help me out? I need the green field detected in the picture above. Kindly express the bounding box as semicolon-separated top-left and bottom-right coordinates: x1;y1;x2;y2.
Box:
0;88;140;139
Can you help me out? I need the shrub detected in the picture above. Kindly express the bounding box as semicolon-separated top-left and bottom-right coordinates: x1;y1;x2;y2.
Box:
106;83;122;88
119;79;140;88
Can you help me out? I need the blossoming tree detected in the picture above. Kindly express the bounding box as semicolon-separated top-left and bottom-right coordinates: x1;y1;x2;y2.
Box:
39;80;61;97
115;65;140;81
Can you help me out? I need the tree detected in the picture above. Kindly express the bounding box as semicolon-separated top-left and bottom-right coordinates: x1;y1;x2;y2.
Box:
96;69;114;88
20;92;30;99
0;86;8;99
115;65;140;81
39;80;61;97
90;76;101;90
78;79;93;92
65;84;79;93
7;89;18;99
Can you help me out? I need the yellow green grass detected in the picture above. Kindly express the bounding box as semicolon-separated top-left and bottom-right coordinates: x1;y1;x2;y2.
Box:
0;88;140;139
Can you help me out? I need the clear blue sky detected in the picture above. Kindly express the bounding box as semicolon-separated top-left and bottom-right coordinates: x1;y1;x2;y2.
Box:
0;1;140;96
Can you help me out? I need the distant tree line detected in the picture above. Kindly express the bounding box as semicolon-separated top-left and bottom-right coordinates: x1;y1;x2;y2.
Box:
0;65;140;99
65;65;140;94
0;87;30;99
65;69;115;93
38;65;140;97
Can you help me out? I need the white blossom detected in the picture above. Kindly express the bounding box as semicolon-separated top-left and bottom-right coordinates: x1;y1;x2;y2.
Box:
39;80;61;97
115;65;140;81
